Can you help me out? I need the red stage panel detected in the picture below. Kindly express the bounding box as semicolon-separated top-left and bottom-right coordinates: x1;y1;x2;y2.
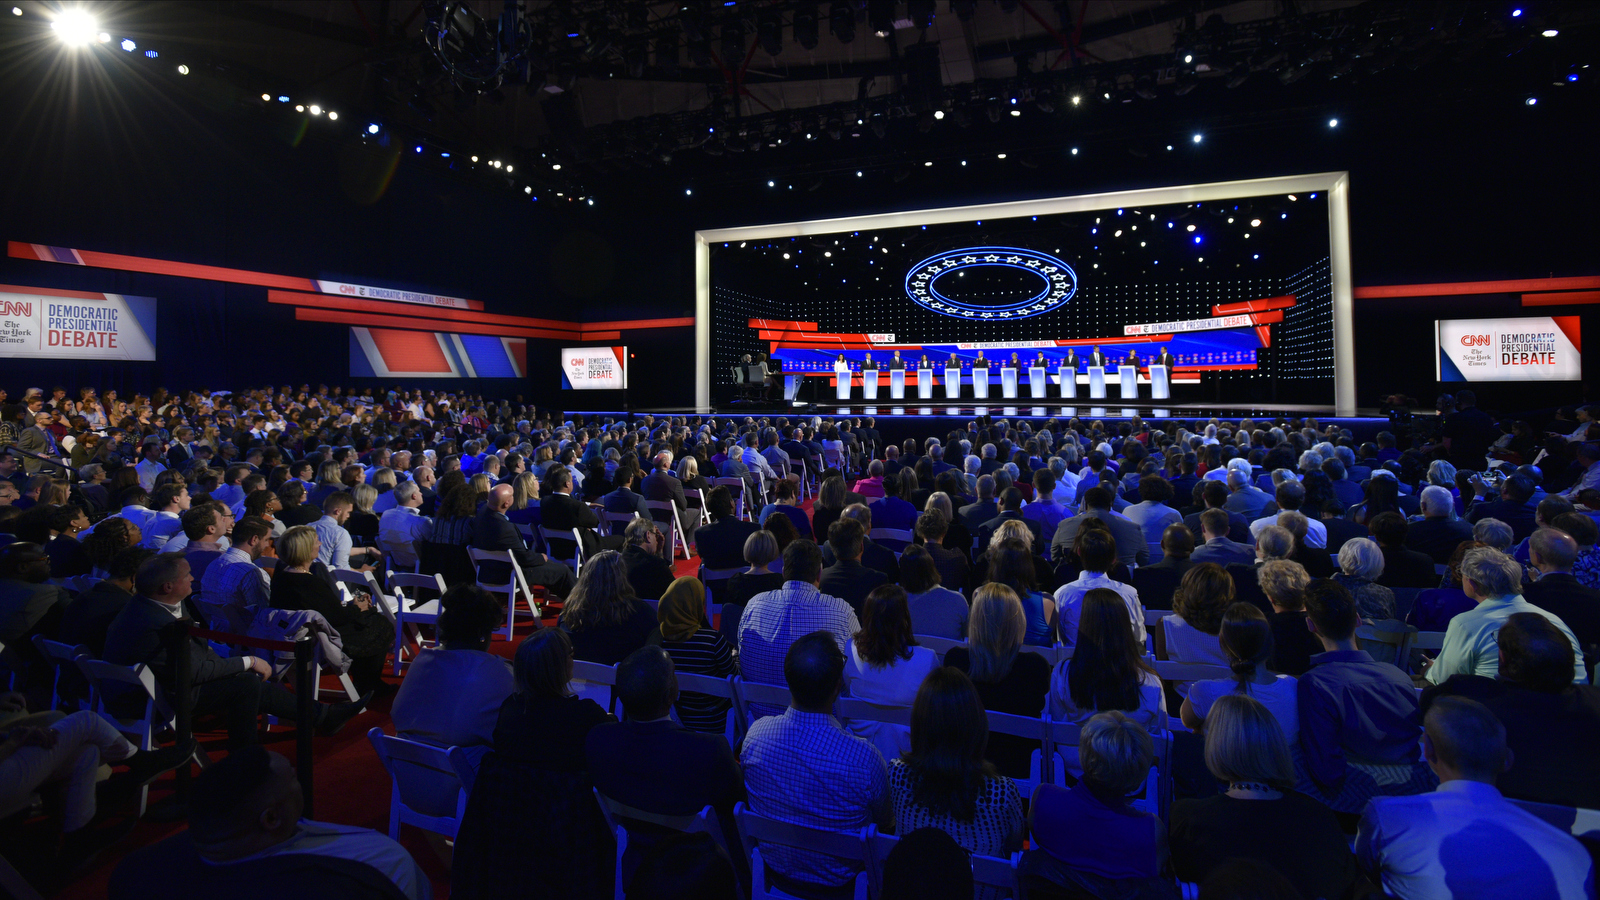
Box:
1355;276;1600;299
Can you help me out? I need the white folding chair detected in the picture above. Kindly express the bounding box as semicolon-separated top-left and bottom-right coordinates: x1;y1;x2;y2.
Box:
712;477;748;521
866;833;1021;900
735;802;871;900
387;571;446;675
331;568;394;615
600;510;638;539
267;633;362;703
1356;621;1417;669
77;659;197;815
672;670;742;748
698;565;744;623
985;709;1048;798
785;454;810;500
867;527;914;555
595;789;738;900
685;488;712;527
467;548;542;641
366;727;471;842
1017;642;1060;667
1409;630;1448;675
731;676;794;733
913;634;966;662
31;636;92;711
646;500;693;560
539;526;585;577
572;659;618;713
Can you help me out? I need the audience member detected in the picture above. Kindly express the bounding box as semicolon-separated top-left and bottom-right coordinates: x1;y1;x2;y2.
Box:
471;482;577;597
1190;508;1255;568
694;486;760;570
1158;564;1234;694
1521;527;1600;666
648;575;736;734
740;631;891;891
985;539;1055;646
559;549;658;665
1407;540;1481;633
1369;511;1438;589
843;585;940;758
1405;485;1473;564
944;585;1051;778
1054;525;1145;649
718;530;785;642
1048;588;1165;775
1169;694;1365;900
58;545;154;657
376;480;432;569
272;525;390;695
821;517;888;613
1182;603;1298;742
201;514;273;614
878;828;974;900
0;541;71;652
1422;546;1588;685
619;516;675;601
1356;696;1594;899
1332;538;1397;621
915;508;970;591
311;492;380;572
390;584;514;764
738;540;860;720
1256;560;1319;677
899;544;967;639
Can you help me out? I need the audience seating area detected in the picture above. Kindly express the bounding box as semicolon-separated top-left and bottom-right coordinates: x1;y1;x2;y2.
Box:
2;384;1598;899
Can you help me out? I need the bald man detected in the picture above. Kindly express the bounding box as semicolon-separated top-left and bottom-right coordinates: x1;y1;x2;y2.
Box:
470;484;576;597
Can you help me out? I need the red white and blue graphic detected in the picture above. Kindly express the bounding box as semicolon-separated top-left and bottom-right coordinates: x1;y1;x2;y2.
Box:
0;284;157;361
349;327;526;379
904;246;1078;319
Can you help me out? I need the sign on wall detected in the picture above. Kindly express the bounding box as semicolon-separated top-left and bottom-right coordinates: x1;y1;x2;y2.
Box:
1436;316;1582;382
0;285;156;361
561;346;628;390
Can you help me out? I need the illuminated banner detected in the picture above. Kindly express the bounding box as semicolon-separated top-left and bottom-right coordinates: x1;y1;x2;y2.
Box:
1124;314;1254;335
0;285;156;361
955;341;1059;350
561;346;628;390
1436;316;1582;382
866;333;897;343
315;280;476;310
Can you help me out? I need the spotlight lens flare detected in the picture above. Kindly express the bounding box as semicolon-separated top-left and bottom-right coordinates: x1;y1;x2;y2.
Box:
120;39;136;52
52;9;98;45
1192;133;1203;143
367;123;380;134
1328;118;1338;127
177;64;189;75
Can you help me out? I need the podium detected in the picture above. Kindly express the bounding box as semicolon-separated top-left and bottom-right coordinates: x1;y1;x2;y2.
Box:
1150;364;1171;400
1000;367;1019;399
944;367;961;400
1119;366;1138;399
835;364;851;401
1028;367;1047;398
783;374;804;402
918;368;933;399
1088;366;1106;399
1060;367;1077;399
973;368;990;399
889;369;905;399
863;369;880;400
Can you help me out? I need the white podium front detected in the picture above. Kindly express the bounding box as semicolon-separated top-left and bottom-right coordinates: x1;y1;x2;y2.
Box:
1150;364;1170;400
918;368;934;399
889;369;905;399
1088;366;1106;399
784;374;803;402
863;369;880;400
1061;367;1077;398
1119;366;1138;399
1028;367;1047;398
835;364;851;401
944;367;961;399
1000;367;1018;399
972;368;990;399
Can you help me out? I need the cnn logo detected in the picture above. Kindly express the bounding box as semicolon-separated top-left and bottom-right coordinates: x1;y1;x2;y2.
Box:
1459;334;1491;347
570;359;585;366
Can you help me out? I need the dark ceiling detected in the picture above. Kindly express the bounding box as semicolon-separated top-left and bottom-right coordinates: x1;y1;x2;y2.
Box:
6;1;1598;199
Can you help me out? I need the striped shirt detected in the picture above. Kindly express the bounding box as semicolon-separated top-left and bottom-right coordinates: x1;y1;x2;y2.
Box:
201;546;270;609
741;708;888;887
657;627;736;733
738;581;860;719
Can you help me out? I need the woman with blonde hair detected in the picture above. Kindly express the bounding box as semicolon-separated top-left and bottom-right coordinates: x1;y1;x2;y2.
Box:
1168;695;1361;900
944;584;1051;777
273;525;389;694
370;467;399;513
558;550;658;665
507;470;541;526
346;482;380;547
647;576;736;734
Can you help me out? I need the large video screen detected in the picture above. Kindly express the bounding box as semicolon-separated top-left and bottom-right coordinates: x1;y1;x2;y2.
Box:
709;190;1335;403
1436;316;1581;382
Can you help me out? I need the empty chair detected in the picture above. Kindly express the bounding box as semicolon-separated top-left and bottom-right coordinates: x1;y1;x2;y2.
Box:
387;571;446;676
467;547;542;641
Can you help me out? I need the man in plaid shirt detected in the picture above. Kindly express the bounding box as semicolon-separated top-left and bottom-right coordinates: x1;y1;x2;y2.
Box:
738;540;860;720
200;515;274;611
740;631;890;890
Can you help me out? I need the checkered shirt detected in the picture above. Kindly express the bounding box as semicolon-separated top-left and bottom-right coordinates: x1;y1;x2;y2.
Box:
738;581;860;719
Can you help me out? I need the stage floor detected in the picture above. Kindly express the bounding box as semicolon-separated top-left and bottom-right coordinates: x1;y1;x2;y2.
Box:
573;402;1385;421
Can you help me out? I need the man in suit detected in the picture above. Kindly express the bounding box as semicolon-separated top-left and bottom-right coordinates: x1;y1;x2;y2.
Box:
977;488;1045;556
693;485;760;570
641;451;691;537
1051;487;1148;569
916;509;970;591
888;351;906;370
819;518;887;614
15;409;61;475
1465;473;1540;543
619;517;676;602
1405;486;1474;564
1190;508;1257;568
586;646;742;828
1522;528;1600;666
958;475;999;532
542;466;624;557
1370;512;1442;589
1182;481;1252;545
1153;347;1176;371
600;466;651;521
472;484;579;597
820;504;899;582
1223;468;1273;519
870;474;918;532
1130;523;1195;611
1088;346;1107;369
103;554;368;746
780;429;812;475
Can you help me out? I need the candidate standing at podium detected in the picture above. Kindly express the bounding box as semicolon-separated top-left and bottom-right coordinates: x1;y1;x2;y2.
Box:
1154;347;1176;371
918;354;933;370
945;353;963;398
889;351;906;370
973;351;990;370
1032;351;1048;371
1008;352;1022;370
1124;349;1141;372
1088;346;1107;369
1058;349;1079;398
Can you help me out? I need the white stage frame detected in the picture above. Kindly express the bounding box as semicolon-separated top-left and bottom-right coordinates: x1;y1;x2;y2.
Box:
696;172;1356;416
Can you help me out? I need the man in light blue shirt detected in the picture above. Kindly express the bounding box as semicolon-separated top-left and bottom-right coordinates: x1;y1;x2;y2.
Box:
312;492;380;572
1357;696;1594;899
1422;546;1588;686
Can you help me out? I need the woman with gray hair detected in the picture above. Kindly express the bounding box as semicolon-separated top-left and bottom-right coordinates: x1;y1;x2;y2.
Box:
1334;537;1396;620
1471;517;1514;552
1422;545;1590;685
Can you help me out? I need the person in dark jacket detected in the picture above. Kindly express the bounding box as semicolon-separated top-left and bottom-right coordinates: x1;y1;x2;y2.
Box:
692;486;761;571
272;525;392;695
58;546;155;657
1369;512;1440;589
619;517;675;602
472;484;577;597
819;518;887;614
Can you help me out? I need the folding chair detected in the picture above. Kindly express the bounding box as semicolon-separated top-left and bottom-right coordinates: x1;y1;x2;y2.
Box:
867;527;914;555
985;709;1048;798
267;635;362;703
712;477;749;521
572;659;618;713
467;548;542;641
30;636;92;712
685;488;712;527
866;833;1021;900
912;634;966;662
1356;620;1417;669
331;568;395;616
388;571;446;675
785;454;810;500
734;802;871;900
1017;642;1060;667
731;677;794;732
600;511;638;539
1408;630;1448;675
646;500;693;560
538;526;585;577
77;659;200;815
698;564;744;624
672;670;742;747
594;789;738;900
366;727;471;842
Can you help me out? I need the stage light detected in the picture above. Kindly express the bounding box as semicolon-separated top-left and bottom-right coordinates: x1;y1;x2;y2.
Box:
1191;133;1202;143
924;161;933;166
97;32;108;42
1250;218;1261;227
278;95;289;102
961;160;967;166
1071;147;1079;155
1525;96;1539;105
10;7;19;15
1244;233;1250;238
503;165;510;172
1328;118;1339;127
1280;212;1288;218
1512;8;1523;16
524;186;532;194
856;171;863;177
1010;109;1021;117
1186;224;1196;232
685;188;693;195
587;199;594;205
491;160;501;168
824;251;832;257
326;111;338;120
997;153;1007;159
470;155;478;162
262;94;272;102
367;123;380;134
309;105;322;116
1071;94;1081;105
1569;74;1580;82
295;105;304;112
1253;254;1259;259
552;164;562;171
1114;230;1121;237
1542;29;1558;37
768;180;775;186
782;252;790;258
120;39;136;52
1227;217;1234;223
1194;236;1202;244
1184;54;1193;64
53;10;99;46
1288;194;1297;200
933;110;945;120
414;145;423;153
146;50;158;57
177;64;189;74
